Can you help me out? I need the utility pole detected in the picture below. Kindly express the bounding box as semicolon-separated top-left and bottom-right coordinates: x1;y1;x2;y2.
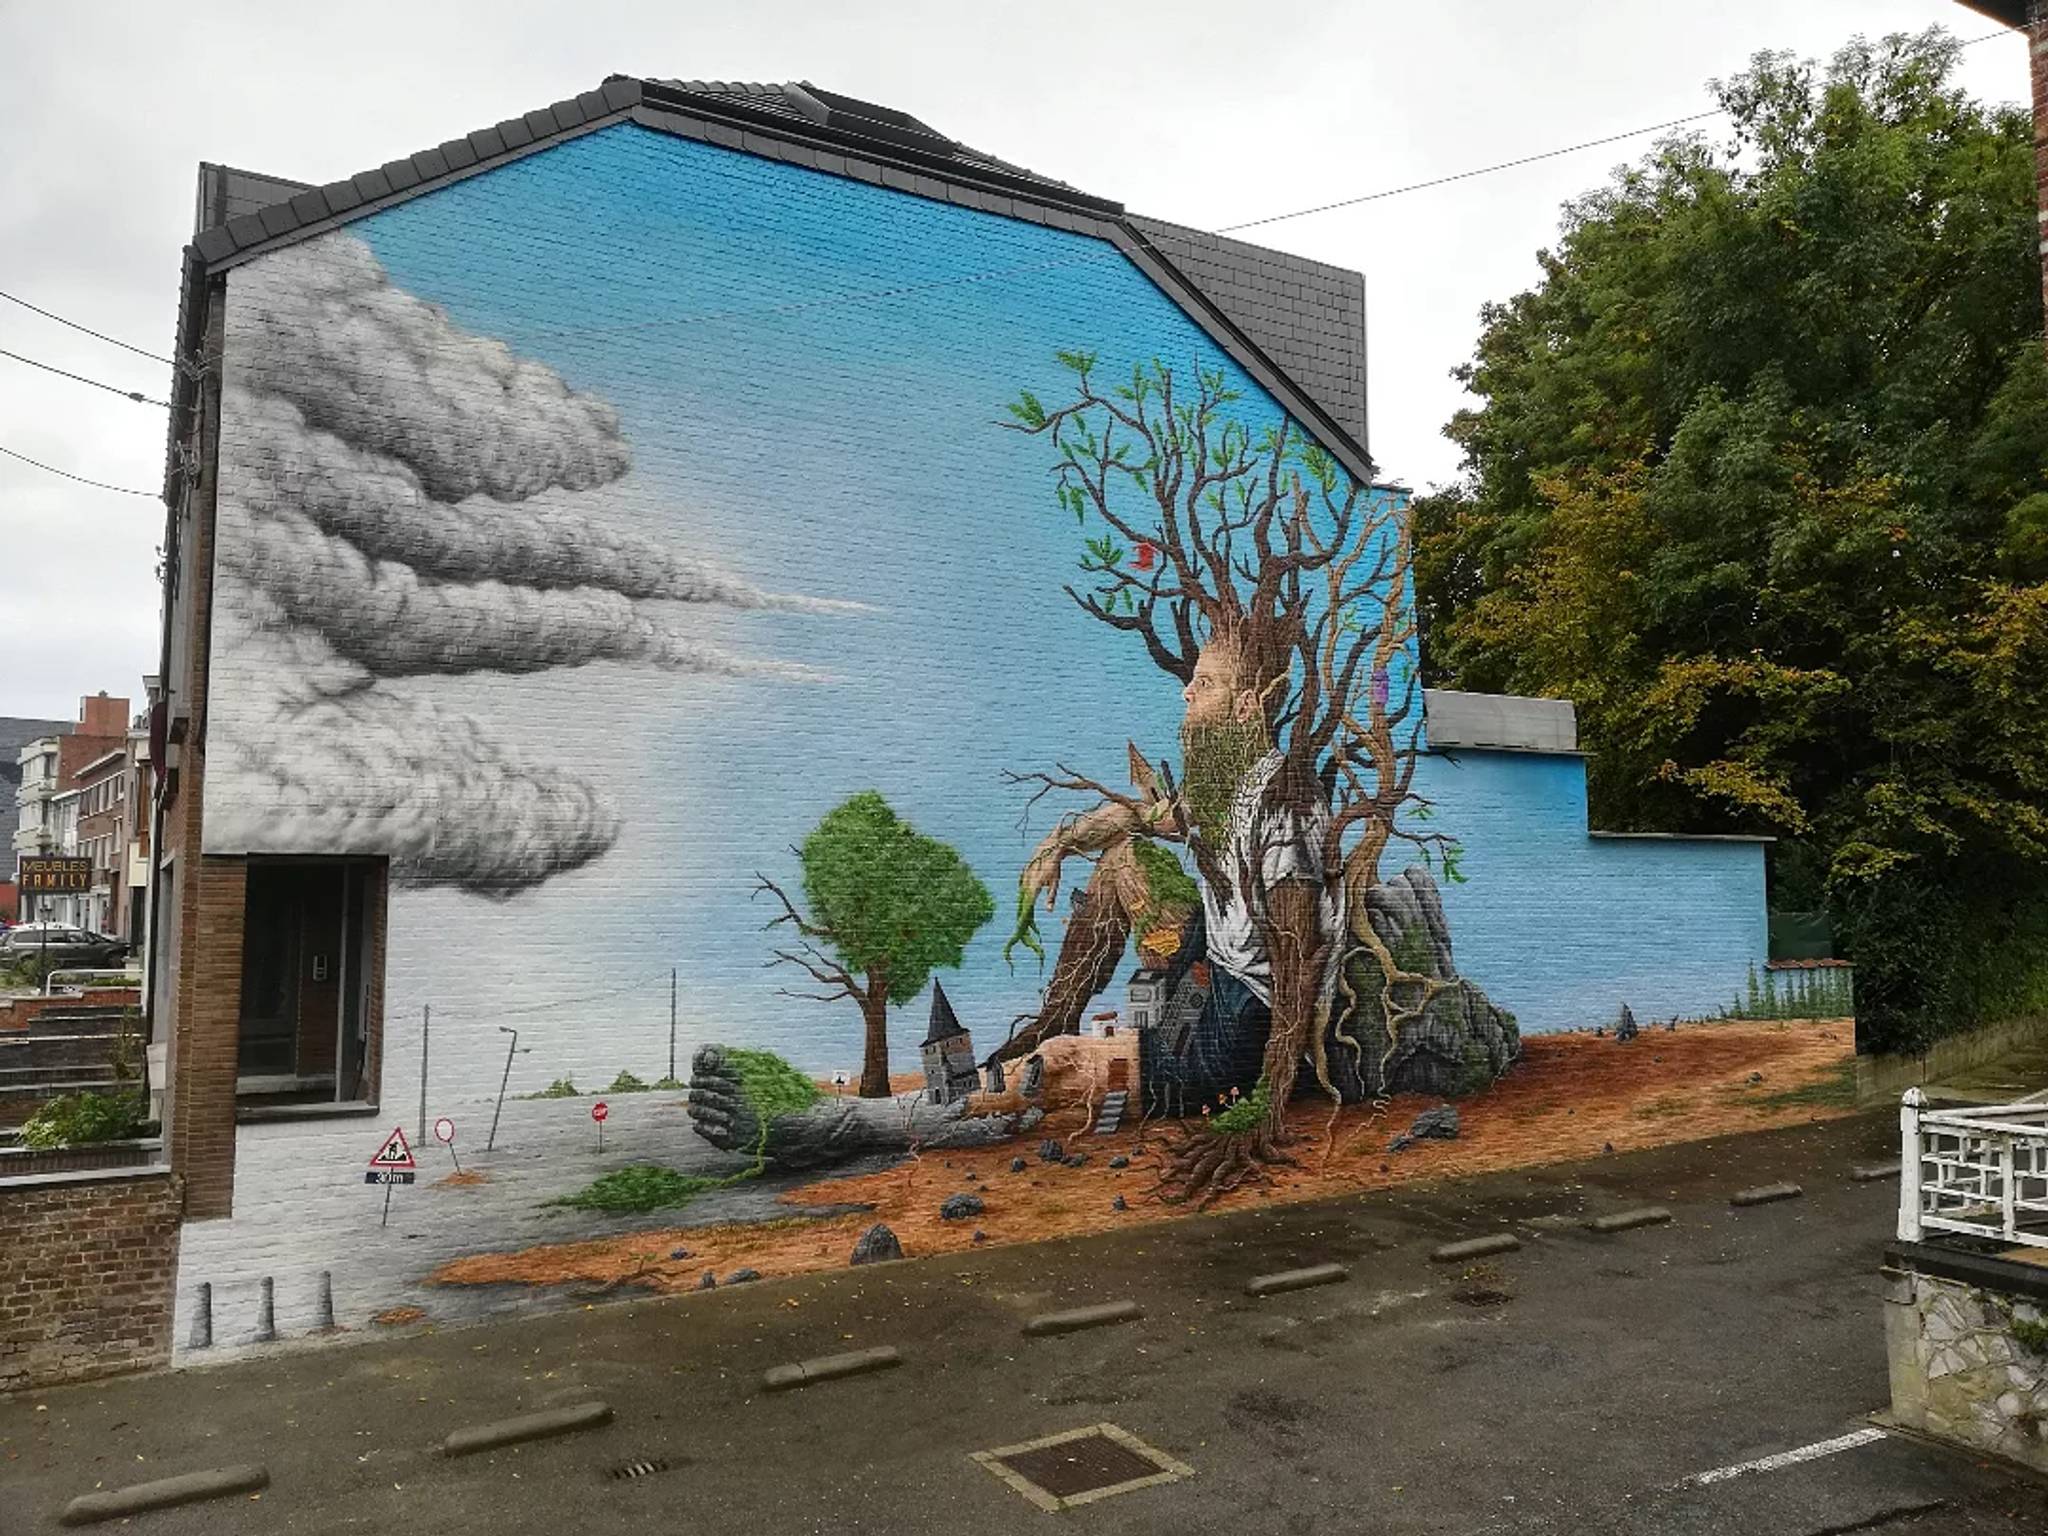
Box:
669;967;678;1084
488;1025;521;1152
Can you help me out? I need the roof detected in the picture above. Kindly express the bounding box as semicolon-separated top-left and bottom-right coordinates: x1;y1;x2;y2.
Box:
1953;2;2028;28
1424;689;1579;754
169;76;1375;501
924;980;967;1045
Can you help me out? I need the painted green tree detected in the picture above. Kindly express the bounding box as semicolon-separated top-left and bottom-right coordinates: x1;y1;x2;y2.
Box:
755;792;994;1098
1412;29;2048;1051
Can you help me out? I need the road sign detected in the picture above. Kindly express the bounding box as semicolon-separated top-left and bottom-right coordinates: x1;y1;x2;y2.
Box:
363;1170;416;1185
368;1124;416;1171
18;855;91;895
591;1100;609;1123
831;1069;851;1090
433;1117;456;1145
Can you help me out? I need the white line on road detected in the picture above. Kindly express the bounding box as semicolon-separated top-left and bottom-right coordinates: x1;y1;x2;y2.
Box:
1680;1427;1888;1488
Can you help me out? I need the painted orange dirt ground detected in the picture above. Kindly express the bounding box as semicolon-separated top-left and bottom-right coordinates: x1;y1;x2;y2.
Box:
429;1017;1854;1297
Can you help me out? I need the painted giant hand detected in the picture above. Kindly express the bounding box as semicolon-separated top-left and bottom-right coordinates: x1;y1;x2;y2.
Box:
209;233;861;893
998;354;1518;1204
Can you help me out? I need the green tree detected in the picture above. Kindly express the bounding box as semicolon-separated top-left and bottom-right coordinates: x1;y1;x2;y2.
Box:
1414;29;2048;1051
755;792;994;1097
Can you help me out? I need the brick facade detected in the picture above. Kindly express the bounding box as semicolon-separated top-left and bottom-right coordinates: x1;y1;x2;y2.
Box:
0;1170;183;1392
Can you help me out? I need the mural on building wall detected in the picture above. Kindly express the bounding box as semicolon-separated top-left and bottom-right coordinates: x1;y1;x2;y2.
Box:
178;123;1855;1360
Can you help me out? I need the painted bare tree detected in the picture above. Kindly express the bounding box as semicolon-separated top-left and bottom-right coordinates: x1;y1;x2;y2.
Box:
1000;351;1474;1204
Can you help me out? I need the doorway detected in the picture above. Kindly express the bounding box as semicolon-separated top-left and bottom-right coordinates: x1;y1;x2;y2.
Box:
237;859;382;1103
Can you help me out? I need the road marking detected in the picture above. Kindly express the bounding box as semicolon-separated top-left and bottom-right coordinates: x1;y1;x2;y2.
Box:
1680;1427;1886;1487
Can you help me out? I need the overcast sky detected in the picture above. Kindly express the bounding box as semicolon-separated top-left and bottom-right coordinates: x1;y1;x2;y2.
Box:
0;0;2028;720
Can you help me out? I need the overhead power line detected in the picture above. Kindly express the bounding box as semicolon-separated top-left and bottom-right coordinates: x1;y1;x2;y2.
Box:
0;442;157;496
0;347;169;408
0;287;173;366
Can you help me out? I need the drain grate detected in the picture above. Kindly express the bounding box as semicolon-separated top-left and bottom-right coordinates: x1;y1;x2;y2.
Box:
605;1456;674;1482
972;1423;1193;1511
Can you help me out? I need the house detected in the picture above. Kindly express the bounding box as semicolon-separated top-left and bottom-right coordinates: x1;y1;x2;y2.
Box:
919;981;979;1105
3;70;1769;1386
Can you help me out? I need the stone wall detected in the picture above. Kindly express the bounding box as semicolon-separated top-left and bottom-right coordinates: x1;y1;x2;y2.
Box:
1884;1261;2048;1472
0;1168;183;1392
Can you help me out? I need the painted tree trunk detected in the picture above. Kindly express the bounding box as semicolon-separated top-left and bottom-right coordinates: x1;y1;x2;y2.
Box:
858;981;891;1098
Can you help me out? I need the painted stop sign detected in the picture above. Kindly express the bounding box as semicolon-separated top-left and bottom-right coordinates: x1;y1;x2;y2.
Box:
591;1100;609;1123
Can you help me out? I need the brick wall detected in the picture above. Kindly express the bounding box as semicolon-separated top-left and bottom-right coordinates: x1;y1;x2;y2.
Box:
0;1170;183;1392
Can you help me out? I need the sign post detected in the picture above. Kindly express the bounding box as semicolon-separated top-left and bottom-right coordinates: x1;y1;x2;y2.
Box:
433;1116;459;1173
18;857;91;984
591;1098;609;1153
365;1124;417;1228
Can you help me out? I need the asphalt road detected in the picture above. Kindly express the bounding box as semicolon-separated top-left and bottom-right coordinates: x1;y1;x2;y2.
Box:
6;1109;2047;1535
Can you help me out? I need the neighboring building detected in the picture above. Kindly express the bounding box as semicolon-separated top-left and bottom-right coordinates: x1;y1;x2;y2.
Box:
12;695;129;927
0;715;70;805
105;75;1774;1377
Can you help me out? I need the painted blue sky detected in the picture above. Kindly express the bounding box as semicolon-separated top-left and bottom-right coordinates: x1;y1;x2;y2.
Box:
349;123;1391;1084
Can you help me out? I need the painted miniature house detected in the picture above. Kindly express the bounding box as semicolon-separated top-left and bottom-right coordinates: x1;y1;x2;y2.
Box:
921;982;980;1105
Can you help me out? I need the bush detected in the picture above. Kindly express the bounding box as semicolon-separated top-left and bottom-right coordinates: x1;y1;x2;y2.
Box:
523;1077;581;1100
553;1163;717;1213
606;1070;651;1094
21;1091;145;1150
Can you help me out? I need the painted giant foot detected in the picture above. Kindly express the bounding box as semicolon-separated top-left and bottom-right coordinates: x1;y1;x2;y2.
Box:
1323;866;1521;1102
686;1044;1024;1172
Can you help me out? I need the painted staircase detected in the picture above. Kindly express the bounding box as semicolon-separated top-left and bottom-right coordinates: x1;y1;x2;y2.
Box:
1092;1089;1128;1136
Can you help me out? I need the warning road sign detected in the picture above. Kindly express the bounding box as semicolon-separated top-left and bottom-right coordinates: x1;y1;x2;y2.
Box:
368;1125;417;1171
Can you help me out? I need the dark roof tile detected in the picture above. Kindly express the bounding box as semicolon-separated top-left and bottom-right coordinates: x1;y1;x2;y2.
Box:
498;116;535;150
522;108;557;140
549;97;587;131
381;158;421;193
599;77;640;110
223;213;267;249
286;188;331;224
411;146;450;181
351;166;392;202
192;226;236;264
439;136;479;171
320;178;363;214
467;125;506;159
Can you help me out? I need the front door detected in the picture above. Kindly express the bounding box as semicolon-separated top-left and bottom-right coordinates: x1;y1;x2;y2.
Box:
237;867;305;1078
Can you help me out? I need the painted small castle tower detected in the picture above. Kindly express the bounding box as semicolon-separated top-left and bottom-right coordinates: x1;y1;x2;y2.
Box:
920;981;981;1105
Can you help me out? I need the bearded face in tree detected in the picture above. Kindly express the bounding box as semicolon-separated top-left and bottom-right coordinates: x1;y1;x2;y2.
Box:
994;352;1501;1205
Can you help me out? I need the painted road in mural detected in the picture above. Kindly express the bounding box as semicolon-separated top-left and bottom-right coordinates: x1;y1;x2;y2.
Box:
181;120;1837;1352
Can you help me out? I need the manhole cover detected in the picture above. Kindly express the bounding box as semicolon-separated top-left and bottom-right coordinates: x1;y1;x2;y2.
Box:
972;1423;1193;1511
605;1456;674;1482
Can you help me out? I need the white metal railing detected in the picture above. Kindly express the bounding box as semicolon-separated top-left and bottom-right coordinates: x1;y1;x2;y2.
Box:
1898;1087;2048;1250
41;968;141;997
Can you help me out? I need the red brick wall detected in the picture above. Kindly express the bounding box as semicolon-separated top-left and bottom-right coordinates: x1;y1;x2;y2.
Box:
0;1170;183;1391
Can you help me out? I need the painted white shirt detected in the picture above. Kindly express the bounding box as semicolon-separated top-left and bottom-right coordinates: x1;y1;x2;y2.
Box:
1199;749;1343;1004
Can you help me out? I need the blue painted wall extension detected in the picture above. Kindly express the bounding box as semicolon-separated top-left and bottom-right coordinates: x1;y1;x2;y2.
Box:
1412;749;1768;1035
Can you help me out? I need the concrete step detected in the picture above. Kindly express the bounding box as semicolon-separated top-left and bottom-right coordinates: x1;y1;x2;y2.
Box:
0;1064;119;1088
0;1032;124;1068
26;1006;132;1039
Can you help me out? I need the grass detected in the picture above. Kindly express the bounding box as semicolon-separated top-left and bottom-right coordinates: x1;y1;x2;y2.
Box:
1745;1059;1859;1112
552;1164;720;1213
522;1078;582;1100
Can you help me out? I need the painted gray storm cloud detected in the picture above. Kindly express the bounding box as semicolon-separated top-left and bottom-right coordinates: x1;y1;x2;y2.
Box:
204;230;857;894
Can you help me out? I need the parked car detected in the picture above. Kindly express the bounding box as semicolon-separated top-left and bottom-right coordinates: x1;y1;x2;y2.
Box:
0;924;129;971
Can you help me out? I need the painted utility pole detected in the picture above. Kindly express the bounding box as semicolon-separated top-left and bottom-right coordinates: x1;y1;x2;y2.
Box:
418;1003;430;1145
669;967;678;1084
488;1025;520;1152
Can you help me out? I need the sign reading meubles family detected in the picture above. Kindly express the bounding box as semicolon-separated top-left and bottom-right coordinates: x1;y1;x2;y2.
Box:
171;95;1856;1357
17;856;92;895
